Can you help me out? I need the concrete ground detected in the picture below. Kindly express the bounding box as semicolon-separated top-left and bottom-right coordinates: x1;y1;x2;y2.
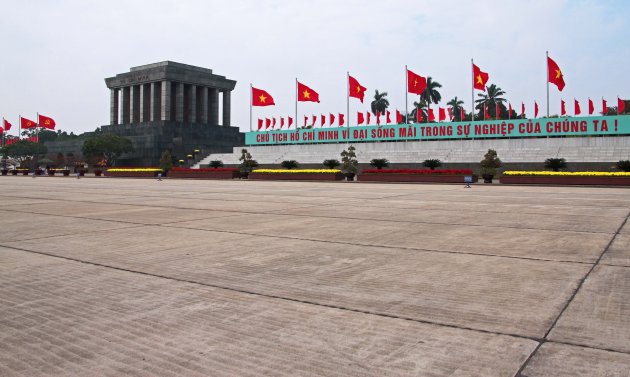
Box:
0;177;629;377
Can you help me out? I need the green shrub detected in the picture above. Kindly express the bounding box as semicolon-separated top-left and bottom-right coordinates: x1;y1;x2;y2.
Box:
544;158;567;172
616;160;630;172
370;158;389;170
209;160;224;168
322;159;340;169
280;160;299;169
423;159;442;170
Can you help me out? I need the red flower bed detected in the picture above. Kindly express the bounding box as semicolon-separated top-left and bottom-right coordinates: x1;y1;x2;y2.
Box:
171;167;238;172
169;167;240;179
362;169;473;175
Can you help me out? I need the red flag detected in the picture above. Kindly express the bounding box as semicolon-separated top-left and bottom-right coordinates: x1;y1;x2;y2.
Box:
288;117;293;128
472;63;489;91
407;69;427;95
574;99;581;115
0;126;4;134
416;107;423;123
357;112;365;125
297;82;320;102
27;136;39;143
265;118;271;129
257;119;263;130
20;117;37;129
602;99;608;115
618;97;626;114
251;87;275;106
484;104;489;119
561;100;566;116
5;138;18;145
508;103;513;119
535;102;539;118
386;110;392;124
329;113;335;126
272;118;277;128
321;114;326;127
311;115;316;126
447;107;453;121
366;112;371;125
547;56;565;91
521;102;525;117
348;75;367;103
495;102;501;119
438;107;446;121
338;113;345;126
396;110;402;124
376;112;381;125
428;108;435;122
588;99;594;115
460;107;465;121
280;117;285;128
38;114;56;129
303;115;308;127
3;119;12;131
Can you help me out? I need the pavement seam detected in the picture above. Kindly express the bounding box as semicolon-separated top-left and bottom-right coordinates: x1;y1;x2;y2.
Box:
511;209;630;377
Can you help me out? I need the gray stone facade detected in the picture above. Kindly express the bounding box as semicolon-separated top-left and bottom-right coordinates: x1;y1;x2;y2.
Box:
102;61;243;165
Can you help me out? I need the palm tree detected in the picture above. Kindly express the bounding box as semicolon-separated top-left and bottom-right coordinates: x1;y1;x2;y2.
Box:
409;99;428;123
420;77;442;122
371;90;390;116
475;84;506;118
447;97;464;121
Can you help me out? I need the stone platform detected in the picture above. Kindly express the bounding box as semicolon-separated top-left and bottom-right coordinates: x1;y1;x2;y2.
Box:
1;177;629;376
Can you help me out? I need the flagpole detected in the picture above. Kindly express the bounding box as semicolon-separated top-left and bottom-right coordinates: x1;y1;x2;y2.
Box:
546;51;550;117
295;78;298;130
471;58;475;121
405;65;408;124
249;83;253;132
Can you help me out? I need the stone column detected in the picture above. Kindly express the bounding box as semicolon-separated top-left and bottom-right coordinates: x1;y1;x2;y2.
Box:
189;85;197;123
149;82;157;121
200;87;209;124
222;90;231;127
139;84;146;122
209;88;219;125
130;85;140;123
175;82;184;122
110;88;119;125
161;81;171;121
121;86;130;124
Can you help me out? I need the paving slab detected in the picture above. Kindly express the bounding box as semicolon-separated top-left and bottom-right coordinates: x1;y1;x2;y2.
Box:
601;234;630;267
172;213;611;262
521;342;630;377
5;225;590;338
0;247;538;377
548;265;630;353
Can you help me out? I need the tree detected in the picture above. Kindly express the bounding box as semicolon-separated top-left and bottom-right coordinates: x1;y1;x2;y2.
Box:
81;134;133;167
239;149;259;173
447;97;465;121
369;158;389;170
475;84;507;119
340;145;358;174
209;160;224;168
322;159;340;169
1;140;47;167
371;90;390;116
281;160;299;169
409;99;428;123
159;151;173;173
480;149;502;176
420;77;442;120
423;159;442;170
544;158;567;172
616;160;630;172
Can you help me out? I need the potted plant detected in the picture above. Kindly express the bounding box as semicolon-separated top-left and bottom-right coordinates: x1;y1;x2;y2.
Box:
544;158;567;172
617;160;630;172
322;159;340;169
369;158;389;170
209;160;224;168
94;158;107;176
280;160;299;169
423;159;442;170
238;149;259;179
479;149;502;183
340;145;358;181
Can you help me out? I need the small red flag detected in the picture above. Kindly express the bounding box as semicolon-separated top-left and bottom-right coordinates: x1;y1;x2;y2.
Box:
386;110;391;124
547;56;565;91
438;107;446;121
618;97;626;114
508;103;513;119
321;114;326;127
280;117;285;129
460;107;465;121
20;117;38;129
251;87;275;106
428;108;435;122
561;100;567;116
495;102;501;119
311;115;316;126
5;138;18;145
338;113;345;126
348;75;367;103
407;69;427;95
257;119;263;130
272;118;277;128
535;102;539;118
376;112;381;125
27;136;39;143
484;104;489;119
588;99;594;115
366;112;371;125
472;63;489;91
288;117;293;128
574;99;581;116
416;107;423;123
3;119;12;131
38;114;56;129
0;126;4;134
603;99;608;115
329;113;335;126
521;102;525;117
303;115;308;127
297;82;320;103
447;107;453;121
357;112;365;125
265;118;271;129
396;110;402;124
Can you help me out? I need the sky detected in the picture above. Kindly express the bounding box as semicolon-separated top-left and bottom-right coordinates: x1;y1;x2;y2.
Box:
0;0;628;135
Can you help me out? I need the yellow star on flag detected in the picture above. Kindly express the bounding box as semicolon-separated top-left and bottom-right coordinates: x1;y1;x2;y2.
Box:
414;79;418;87
258;94;266;103
476;75;484;85
356;85;362;93
303;90;310;99
555;69;562;79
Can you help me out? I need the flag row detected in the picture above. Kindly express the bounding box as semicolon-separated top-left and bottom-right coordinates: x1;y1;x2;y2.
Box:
0;114;57;135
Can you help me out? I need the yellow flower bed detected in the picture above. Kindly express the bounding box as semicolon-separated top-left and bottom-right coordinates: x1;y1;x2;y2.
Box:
503;171;630;177
106;168;163;172
252;169;341;174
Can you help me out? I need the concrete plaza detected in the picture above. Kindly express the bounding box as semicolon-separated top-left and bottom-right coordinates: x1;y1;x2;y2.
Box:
1;177;629;376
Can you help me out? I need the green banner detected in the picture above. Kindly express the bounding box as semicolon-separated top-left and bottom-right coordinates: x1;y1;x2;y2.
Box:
245;116;630;145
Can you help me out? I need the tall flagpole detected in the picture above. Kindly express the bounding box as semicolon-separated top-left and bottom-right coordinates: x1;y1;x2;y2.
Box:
471;58;475;121
295;78;298;129
404;65;408;124
346;72;350;128
249;83;252;132
545;55;551;141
